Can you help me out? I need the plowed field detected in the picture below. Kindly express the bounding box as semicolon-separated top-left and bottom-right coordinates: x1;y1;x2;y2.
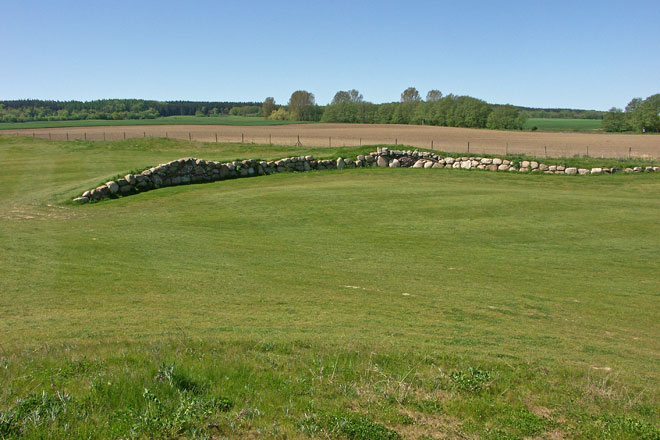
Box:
4;123;659;158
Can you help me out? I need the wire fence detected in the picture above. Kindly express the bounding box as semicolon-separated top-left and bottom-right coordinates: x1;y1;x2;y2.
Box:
2;128;659;160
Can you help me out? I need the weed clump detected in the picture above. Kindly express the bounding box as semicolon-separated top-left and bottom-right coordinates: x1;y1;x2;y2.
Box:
449;367;492;392
0;391;71;437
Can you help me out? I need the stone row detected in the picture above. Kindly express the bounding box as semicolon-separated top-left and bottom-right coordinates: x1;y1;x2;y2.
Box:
73;149;659;203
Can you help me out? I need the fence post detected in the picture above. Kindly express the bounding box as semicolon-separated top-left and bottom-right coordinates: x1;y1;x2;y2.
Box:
33;132;35;137
629;147;632;159
143;132;146;138
586;146;589;157
49;132;51;140
215;133;217;142
359;137;362;146
241;133;244;143
124;132;126;140
269;133;272;145
189;132;191;141
505;143;508;155
66;133;69;141
103;132;106;141
329;136;331;147
84;132;86;140
431;140;434;150
467;141;470;153
395;138;397;145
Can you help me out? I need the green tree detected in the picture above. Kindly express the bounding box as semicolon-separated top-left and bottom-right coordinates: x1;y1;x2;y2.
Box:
486;105;526;130
602;107;630;132
262;97;276;118
426;90;443;102
401;87;421;103
635;94;660;132
331;89;363;104
288;90;317;121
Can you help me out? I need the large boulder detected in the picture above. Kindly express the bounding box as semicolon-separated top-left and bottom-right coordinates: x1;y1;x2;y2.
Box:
105;181;119;194
390;159;401;168
377;156;388;167
336;157;346;169
565;167;578;175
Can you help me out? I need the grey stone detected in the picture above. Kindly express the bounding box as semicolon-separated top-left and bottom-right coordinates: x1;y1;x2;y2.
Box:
124;174;136;185
591;167;603;174
565;167;578;175
424;161;434;169
578;168;590;175
377;156;388;167
337;157;346;169
413;160;425;168
73;196;89;203
390;159;401;168
105;181;119;194
498;164;509;171
492;158;503;165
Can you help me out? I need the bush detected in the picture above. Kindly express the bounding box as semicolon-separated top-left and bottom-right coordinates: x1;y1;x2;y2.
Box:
268;108;291;121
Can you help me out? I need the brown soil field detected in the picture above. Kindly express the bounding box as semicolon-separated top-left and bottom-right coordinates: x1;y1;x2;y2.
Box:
4;123;659;158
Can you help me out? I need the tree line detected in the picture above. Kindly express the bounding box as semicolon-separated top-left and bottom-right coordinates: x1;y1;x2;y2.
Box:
264;88;528;130
0;99;262;123
602;94;660;132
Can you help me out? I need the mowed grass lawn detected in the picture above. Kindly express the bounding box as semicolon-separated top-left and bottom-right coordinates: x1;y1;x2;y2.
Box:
1;136;659;439
524;118;602;132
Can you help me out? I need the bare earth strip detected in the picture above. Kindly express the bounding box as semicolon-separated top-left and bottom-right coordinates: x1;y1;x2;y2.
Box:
3;123;659;158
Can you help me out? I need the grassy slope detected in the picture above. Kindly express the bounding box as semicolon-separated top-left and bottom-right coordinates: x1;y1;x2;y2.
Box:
1;137;659;439
0;115;306;130
524;118;602;132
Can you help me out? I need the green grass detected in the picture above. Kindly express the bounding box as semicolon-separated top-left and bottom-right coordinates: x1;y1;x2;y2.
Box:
0;115;307;130
524;118;603;132
1;136;660;439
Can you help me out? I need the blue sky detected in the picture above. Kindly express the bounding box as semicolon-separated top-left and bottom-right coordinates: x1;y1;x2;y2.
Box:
1;0;658;110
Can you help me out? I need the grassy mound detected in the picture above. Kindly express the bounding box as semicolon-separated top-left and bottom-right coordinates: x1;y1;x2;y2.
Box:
1;136;659;438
